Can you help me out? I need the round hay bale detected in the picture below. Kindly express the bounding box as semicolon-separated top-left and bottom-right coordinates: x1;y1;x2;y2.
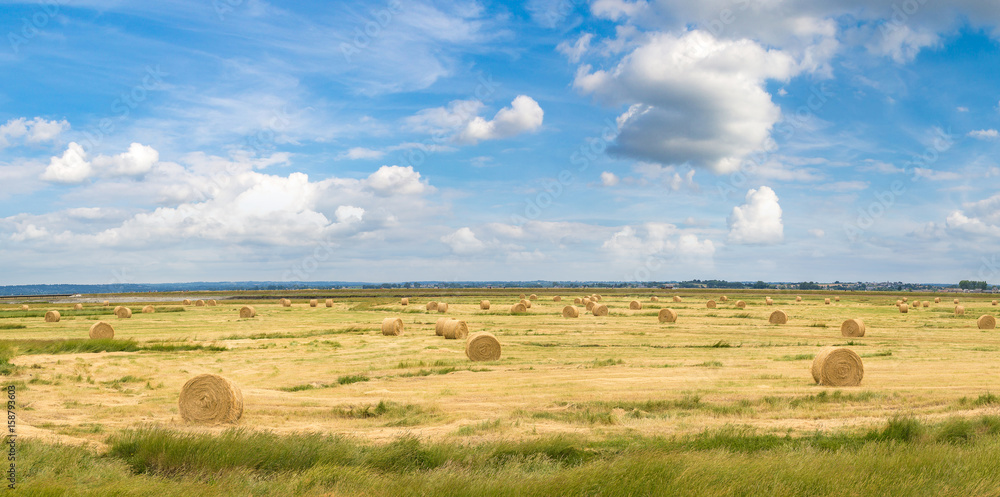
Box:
381;317;404;336
44;310;60;322
768;310;788;325
922;301;929;308
142;305;155;313
896;300;902;306
954;298;960;304
114;305;122;313
183;299;192;305
796;296;802;302
103;300;110;306
911;300;921;308
993;300;998;306
510;303;527;314
720;296;728;302
586;301;596;311
593;295;602;302
766;298;773;306
178;374;243;424
281;299;292;307
437;302;449;313
658;308;677;323
673;296;682;303
435;317;450;336
480;300;491;310
582;298;591;306
443;320;469;340
115;307;132;319
902;297;908;302
562;305;579;318
553;296;562;302
20;305;28;311
592;304;609;316
824;298;831;305
521;299;532;309
735;300;746;309
651;296;659;302
208;300;218;306
426;301;438;311
934;297;941;303
629;300;642;310
325;299;334;307
955;305;965;316
811;347;864;386
89;321;114;339
573;298;582;305
835;296;840;302
465;332;501;361
841;318;865;337
195;300;206;307
74;303;83;310
529;294;537;301
239;306;256;318
978;315;996;330
400;297;409;306
706;300;716;309
309;299;318;307
519;294;526;300
899;303;908;313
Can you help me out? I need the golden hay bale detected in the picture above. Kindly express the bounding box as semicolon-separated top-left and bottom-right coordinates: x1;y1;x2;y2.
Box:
437;302;449;313
208;300;218;306
553;296;562;302
911;300;920;308
89;321;114;339
658;308;677;323
195;300;206;307
466;332;501;361
325;299;333;307
115;307;132;319
281;299;292;307
436;317;450;336
183;299;192;305
766;298;773;306
529;294;537;301
44;310;60;322
978;315;996;330
835;296;840;302
955;305;965;316
239;306;256;318
811;347;864;386
993;300;998;306
720;296;728;302
20;305;28;311
573;298;582;304
796;296;802;302
443;320;469;340
706;300;716;309
510;303;528;314
582;298;591;306
178;374;243;424
768;310;788;325
309;299;318;307
935;297;941;303
381;317;404;336
74;303;83;310
521;299;532;309
400;297;409;306
673;296;682;303
593;295;602;302
651;296;659;302
629;300;642;310
562;306;579;318
142;305;155;313
896;300;902;306
519;294;526;300
902;297;908;302
426;301;438;311
922;301;929;308
103;300;110;306
480;300;491;310
586;301;596;311
592;304;609;316
735;301;746;309
841;318;865;338
899;303;908;313
824;298;831;305
953;298;960;304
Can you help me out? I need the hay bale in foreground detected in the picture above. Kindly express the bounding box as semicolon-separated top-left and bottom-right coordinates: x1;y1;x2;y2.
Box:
521;299;532;309
183;299;192;305
142;305;155;313
74;303;83;310
658;308;678;323
179;374;243;424
443;320;469;340
935;297;941;303
195;300;206;307
381;317;404;336
735;301;746;309
510;303;528;314
651;296;659;302
466;332;501;361
44;310;60;322
768;310;788;324
437;303;449;313
553;296;562;302
673;296;682;303
978;315;996;330
239;306;256;318
629;300;642;310
115;307;132;319
899;304;908;313
89;321;114;339
562;306;579;318
309;299;318;307
841;318;865;337
480;300;490;310
955;305;965;316
400;297;409;306
208;300;217;306
426;301;438;311
582;298;591;306
325;299;333;307
592;304;609;316
435;318;450;336
586;301;596;311
811;347;864;386
706;300;716;309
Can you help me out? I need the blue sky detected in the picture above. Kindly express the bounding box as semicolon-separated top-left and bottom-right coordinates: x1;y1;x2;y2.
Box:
1;0;999;285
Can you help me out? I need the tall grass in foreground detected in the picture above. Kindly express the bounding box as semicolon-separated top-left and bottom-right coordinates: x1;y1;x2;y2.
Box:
11;416;1000;496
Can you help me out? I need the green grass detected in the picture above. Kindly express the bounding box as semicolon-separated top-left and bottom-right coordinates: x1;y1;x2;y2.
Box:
0;324;26;330
0;307;185;319
0;338;226;357
280;375;372;392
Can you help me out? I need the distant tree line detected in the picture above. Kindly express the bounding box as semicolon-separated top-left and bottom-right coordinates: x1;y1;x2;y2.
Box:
958;280;989;290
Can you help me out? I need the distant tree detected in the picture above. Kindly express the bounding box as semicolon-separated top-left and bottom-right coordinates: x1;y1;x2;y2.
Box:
752;281;769;289
799;282;821;290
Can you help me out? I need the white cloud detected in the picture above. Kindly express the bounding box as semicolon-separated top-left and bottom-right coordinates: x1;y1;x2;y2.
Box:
968;129;999;140
728;186;784;244
600;171;620;186
557;33;593;63
334;205;365;224
441;227;485;255
92;143;159;176
601;223;716;275
867;24;939;63
404;99;485;134
363;165;429;196
456;95;544;144
814;181;869;192
957;106;969;112
913;168;962;181
590;0;649;21
574;30;801;174
40;142;93;184
340;147;386;160
859;159;903;174
0;117;69;149
809;228;825;238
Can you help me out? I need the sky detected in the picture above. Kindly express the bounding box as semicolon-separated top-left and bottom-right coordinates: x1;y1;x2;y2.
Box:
1;0;999;286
